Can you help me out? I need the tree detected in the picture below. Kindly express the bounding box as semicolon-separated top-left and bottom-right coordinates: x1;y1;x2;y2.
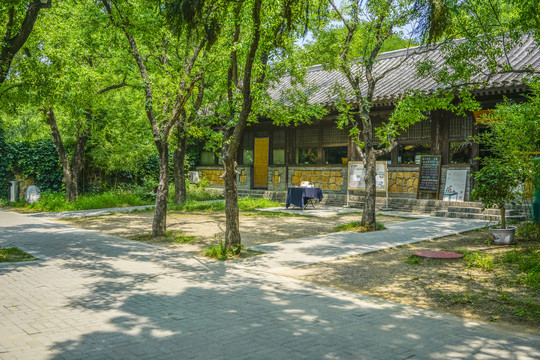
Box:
0;0;51;84
308;0;438;226
206;0;319;251
472;80;540;229
3;0;131;201
102;0;214;236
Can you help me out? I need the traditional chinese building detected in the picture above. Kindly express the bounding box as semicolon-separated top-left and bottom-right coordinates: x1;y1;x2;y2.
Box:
197;36;539;212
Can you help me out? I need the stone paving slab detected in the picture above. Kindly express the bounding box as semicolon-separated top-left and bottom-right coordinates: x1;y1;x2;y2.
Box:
1;210;539;360
256;206;428;219
26;205;155;220
238;217;488;271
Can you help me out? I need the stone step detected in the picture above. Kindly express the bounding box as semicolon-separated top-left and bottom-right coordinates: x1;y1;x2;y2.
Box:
435;211;526;222
446;206;521;216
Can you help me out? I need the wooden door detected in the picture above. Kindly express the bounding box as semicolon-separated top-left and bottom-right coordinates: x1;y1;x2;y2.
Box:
253;137;269;188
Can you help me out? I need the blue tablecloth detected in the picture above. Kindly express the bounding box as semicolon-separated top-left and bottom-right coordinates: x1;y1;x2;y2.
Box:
286;187;324;209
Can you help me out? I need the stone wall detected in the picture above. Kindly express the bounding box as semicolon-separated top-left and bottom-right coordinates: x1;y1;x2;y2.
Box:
237;166;251;190
14;173;35;200
387;166;419;198
268;167;287;191
288;167;347;193
199;168;224;187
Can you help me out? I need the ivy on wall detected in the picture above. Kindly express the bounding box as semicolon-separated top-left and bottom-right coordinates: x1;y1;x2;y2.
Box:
9;140;63;194
0;131;13;199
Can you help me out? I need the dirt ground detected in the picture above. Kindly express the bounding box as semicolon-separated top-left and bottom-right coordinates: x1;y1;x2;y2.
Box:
57;211;405;253
58;211;539;335
285;229;540;335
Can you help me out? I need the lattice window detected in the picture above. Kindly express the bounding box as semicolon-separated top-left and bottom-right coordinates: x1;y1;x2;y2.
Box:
296;127;319;147
322;126;348;146
273;129;286;148
449;115;473;141
397;120;431;142
242;131;254;148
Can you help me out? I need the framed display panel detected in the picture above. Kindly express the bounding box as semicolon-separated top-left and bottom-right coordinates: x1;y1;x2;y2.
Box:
348;161;387;191
417;155;442;199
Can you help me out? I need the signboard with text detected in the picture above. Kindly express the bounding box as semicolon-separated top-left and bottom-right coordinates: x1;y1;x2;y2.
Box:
348;161;387;191
417;155;441;198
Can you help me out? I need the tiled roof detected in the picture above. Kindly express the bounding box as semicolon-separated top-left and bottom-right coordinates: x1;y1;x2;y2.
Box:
268;36;540;108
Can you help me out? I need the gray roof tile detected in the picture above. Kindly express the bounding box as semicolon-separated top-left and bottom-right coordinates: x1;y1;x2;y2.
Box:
269;36;539;107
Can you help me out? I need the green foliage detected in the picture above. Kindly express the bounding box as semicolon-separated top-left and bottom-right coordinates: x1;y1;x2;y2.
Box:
334;221;386;232
204;241;244;261
0;128;12;199
503;248;540;289
132;230;195;243
238;196;281;211
25;191;149;212
11;140;63;192
169;200;225;212
516;221;540;241
186;183;223;202
0;247;38;263
405;254;422;265
463;251;494;271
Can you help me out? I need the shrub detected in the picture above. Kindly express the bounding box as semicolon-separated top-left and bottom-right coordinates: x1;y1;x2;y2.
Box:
463;251;494;271
204;242;244;261
27;190;149;212
516;221;540;241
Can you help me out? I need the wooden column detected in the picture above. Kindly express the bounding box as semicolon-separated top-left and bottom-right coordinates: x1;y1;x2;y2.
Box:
431;111;442;156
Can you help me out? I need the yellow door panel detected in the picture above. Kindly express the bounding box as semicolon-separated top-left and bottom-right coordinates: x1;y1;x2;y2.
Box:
253;137;269;188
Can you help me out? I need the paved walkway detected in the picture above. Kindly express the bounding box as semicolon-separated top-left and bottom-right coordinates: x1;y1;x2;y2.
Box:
238;217;488;271
27;205;155;220
1;209;539;360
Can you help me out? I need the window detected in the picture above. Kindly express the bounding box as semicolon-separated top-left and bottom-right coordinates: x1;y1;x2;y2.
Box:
323;146;348;164
450;141;473;164
243;150;253;165
397;120;431;142
272;129;285;165
296;147;318;164
449;115;473;141
200;151;215;165
273;149;285;164
398;143;431;164
296;127;319;164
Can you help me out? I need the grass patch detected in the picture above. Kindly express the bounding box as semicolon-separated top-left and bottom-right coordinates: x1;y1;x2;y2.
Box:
405;254;421;265
203;242;245;261
0;247;38;262
186;184;223;202
334;221;386;232
516;221;540;242
463;251;494;271
131;230;196;243
21;191;150;212
167;196;281;213
238;196;281;210
168;200;225;212
501;248;540;289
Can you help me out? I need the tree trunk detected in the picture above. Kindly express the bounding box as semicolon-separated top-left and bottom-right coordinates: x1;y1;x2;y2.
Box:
361;148;377;226
223;155;241;252
64;170;78;202
499;205;506;229
152;142;169;236
174;126;187;204
44;107;88;202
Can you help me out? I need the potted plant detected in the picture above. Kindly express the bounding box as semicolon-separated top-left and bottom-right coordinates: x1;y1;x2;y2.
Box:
471;157;527;244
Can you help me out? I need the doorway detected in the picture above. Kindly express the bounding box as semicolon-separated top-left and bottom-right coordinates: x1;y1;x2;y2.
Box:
253;137;269;188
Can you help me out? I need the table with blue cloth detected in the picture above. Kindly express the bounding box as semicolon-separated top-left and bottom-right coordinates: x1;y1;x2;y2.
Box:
286;187;324;209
